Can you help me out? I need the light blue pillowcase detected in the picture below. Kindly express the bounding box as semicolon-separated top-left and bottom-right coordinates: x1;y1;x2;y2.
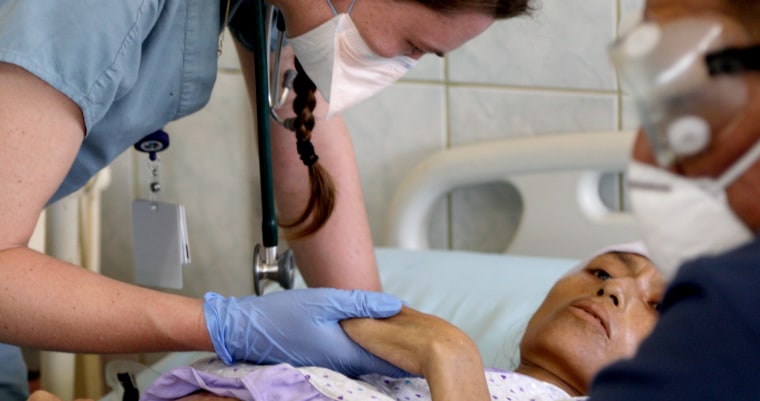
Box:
371;248;577;370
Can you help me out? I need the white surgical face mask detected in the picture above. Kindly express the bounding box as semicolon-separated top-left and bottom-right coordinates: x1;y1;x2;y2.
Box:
627;146;760;280
288;5;417;119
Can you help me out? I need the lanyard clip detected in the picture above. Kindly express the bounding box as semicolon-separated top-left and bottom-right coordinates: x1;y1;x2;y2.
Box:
134;129;171;198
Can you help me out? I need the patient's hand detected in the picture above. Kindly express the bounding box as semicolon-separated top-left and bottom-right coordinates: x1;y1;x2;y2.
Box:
341;306;490;401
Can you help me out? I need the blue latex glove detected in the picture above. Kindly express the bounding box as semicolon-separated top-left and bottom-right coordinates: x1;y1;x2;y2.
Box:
203;288;408;378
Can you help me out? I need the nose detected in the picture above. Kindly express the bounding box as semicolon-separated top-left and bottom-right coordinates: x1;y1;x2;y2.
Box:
596;288;620;306
596;277;633;309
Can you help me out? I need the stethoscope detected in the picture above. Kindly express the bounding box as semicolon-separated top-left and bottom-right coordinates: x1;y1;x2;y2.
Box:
135;4;297;295
250;2;297;295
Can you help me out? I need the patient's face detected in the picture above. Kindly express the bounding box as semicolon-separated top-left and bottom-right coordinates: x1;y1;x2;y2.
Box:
518;252;665;394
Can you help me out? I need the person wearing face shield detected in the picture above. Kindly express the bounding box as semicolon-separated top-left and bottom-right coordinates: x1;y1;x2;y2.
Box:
0;0;535;399
587;1;760;399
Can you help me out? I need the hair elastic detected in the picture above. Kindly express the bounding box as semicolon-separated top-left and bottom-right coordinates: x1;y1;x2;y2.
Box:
296;140;319;166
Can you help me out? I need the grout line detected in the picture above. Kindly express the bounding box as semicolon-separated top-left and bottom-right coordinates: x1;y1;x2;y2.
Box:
443;52;454;249
130;149;140;201
447;193;454;250
398;78;620;96
217;67;243;74
615;0;627;211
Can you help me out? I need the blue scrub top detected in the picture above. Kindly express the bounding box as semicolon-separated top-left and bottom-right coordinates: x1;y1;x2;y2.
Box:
0;0;233;203
0;1;259;394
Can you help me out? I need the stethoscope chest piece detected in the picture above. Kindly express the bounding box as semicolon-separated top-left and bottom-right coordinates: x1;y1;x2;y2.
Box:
253;244;295;295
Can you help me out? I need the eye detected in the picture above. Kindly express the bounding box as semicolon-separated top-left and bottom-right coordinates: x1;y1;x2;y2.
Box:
649;301;662;312
591;269;612;280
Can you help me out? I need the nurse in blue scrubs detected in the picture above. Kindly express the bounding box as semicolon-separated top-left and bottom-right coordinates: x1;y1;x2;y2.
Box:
0;0;534;399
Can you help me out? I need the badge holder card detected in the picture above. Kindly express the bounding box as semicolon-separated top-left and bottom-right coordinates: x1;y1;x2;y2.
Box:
131;130;191;289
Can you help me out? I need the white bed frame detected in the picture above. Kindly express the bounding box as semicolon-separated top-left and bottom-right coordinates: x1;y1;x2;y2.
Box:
385;130;639;260
99;130;642;399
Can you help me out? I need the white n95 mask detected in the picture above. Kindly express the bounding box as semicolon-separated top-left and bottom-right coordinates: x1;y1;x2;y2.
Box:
627;152;760;281
288;10;416;119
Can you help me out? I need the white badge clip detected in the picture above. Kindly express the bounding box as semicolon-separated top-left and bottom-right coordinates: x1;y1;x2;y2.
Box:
131;130;190;289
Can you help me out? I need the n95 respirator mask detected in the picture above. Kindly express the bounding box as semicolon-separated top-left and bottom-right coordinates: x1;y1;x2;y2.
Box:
289;12;416;119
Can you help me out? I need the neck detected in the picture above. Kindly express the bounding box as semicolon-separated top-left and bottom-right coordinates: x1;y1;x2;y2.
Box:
513;362;583;397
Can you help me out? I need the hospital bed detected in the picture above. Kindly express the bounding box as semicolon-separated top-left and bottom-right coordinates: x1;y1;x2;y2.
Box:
100;130;639;398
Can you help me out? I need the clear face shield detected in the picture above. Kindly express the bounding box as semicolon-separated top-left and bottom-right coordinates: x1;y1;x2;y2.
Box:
609;18;760;279
609;17;760;167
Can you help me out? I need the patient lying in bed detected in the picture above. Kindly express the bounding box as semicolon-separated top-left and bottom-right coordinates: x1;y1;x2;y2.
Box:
137;243;667;401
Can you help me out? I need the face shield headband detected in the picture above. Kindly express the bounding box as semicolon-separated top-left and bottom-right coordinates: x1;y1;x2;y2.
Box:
609;17;760;167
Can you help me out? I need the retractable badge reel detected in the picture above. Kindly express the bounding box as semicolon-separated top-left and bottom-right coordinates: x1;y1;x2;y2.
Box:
131;129;191;289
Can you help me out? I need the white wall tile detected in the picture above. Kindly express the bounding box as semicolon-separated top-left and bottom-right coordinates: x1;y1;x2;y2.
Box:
159;71;259;297
344;82;447;246
450;182;523;252
101;71;259;298
449;0;617;90
403;55;445;81
100;150;137;285
217;30;242;72
447;88;617;251
620;0;645;28
449;87;618;145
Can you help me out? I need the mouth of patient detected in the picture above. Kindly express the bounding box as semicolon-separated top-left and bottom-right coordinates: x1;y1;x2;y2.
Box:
569;302;610;338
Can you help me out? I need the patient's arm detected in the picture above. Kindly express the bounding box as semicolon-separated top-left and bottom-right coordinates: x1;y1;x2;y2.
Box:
341;306;491;401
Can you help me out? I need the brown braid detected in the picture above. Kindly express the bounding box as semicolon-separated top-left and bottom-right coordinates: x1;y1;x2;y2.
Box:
279;58;337;240
277;0;535;239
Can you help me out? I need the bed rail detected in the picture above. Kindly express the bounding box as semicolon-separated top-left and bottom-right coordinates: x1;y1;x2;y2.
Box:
385;131;638;259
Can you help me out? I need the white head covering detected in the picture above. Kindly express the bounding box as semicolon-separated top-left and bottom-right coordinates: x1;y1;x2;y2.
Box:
562;241;650;277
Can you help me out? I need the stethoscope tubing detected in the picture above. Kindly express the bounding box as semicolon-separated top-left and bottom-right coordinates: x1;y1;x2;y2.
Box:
252;0;278;248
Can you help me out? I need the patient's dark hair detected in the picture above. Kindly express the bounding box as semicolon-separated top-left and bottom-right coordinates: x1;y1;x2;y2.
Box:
284;0;535;240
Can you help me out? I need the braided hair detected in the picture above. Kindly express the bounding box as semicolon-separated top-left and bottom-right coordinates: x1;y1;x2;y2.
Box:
279;58;336;240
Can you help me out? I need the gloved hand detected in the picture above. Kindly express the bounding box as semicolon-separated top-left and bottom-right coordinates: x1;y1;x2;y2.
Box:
203;288;409;378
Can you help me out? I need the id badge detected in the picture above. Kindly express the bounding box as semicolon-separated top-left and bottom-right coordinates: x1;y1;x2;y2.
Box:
132;199;191;289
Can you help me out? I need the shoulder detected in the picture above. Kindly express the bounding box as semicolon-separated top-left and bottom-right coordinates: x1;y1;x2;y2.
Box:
227;0;259;52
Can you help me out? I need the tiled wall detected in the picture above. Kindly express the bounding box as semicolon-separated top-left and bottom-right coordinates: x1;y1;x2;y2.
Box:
98;0;644;298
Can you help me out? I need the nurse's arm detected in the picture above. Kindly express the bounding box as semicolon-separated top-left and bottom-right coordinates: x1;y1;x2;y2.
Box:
234;40;382;291
0;62;214;354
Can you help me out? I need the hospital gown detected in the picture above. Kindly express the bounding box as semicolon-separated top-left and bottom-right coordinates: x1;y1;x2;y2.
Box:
141;357;586;401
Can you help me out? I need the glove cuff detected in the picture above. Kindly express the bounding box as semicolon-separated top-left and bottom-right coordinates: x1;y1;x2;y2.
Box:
202;292;235;364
